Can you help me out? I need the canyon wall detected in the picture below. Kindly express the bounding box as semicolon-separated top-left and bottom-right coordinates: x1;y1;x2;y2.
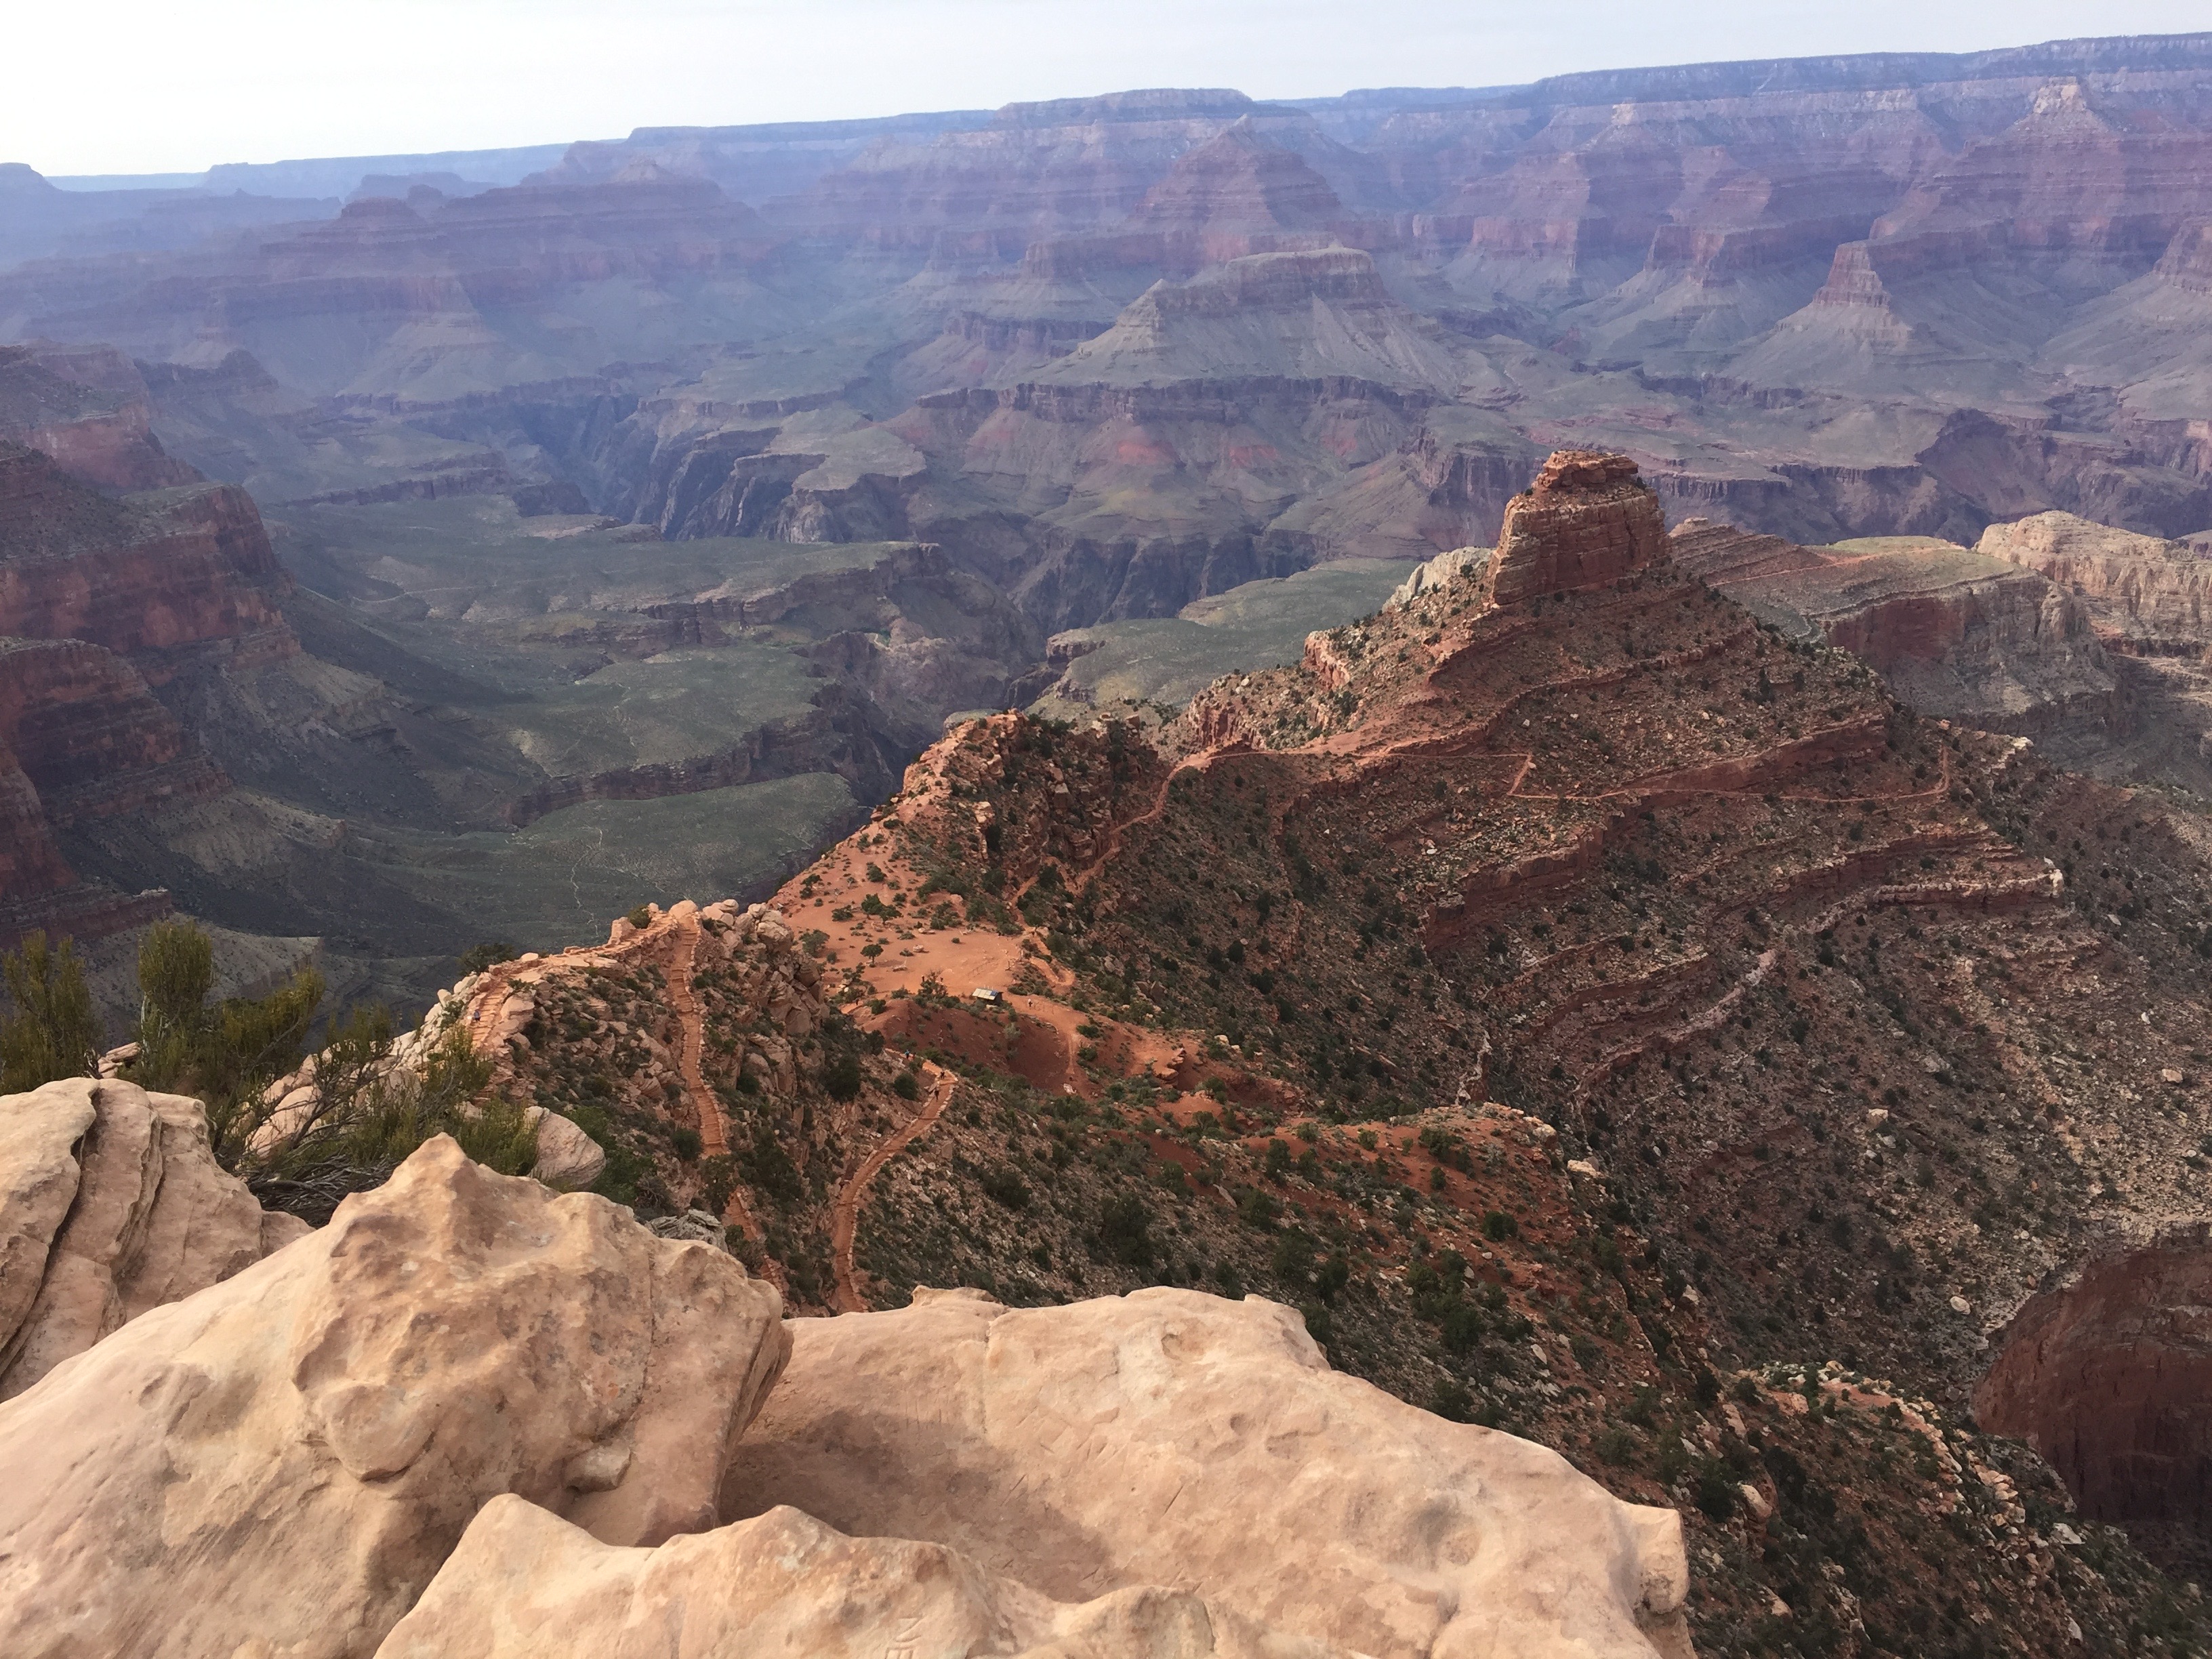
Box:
1976;1229;2212;1578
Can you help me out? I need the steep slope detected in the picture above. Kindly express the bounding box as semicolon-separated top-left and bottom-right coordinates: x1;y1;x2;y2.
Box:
717;448;2212;1651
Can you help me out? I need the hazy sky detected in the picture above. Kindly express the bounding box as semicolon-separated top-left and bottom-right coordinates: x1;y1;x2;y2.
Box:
13;0;2211;176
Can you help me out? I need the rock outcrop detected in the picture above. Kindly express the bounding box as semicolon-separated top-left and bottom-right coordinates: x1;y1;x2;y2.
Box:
0;342;198;491
1671;518;2118;735
0;1136;790;1658
0;447;289;663
380;1493;1344;1659
1975;1227;2212;1577
1978;510;2212;656
724;1287;1691;1659
0;1077;297;1399
1480;451;1669;607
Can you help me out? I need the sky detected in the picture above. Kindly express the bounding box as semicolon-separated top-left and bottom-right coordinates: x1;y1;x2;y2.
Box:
12;0;2211;176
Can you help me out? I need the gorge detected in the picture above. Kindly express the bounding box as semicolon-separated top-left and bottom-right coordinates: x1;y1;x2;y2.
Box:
5;28;2212;1659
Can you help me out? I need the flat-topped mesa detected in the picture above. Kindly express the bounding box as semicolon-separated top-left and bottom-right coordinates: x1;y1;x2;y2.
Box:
1477;450;1669;608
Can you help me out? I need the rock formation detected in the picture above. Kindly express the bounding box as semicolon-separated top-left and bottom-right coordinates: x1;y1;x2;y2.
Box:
1972;510;2212;784
0;1077;302;1398
1978;511;2212;655
0;1136;789;1658
1671;518;2118;737
1480;451;1671;607
0;342;198;491
725;1286;1690;1659
382;1494;1344;1659
1976;1227;2212;1578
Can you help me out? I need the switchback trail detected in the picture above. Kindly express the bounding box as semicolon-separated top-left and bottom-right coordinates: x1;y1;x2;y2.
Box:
664;914;761;1248
829;1063;956;1313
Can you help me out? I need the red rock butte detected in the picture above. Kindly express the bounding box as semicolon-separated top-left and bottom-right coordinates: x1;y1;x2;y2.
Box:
1479;450;1671;608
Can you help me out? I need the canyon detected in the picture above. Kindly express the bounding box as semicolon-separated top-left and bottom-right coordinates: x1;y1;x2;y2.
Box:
2;448;2211;1656
5;30;2212;1658
8;35;2212;1007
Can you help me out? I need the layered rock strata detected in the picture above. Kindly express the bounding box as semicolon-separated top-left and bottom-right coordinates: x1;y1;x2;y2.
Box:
1481;451;1670;607
1671;518;2118;735
1978;511;2212;657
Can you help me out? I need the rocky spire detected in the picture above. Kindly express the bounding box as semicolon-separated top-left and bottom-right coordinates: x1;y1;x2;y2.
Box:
1479;450;1668;607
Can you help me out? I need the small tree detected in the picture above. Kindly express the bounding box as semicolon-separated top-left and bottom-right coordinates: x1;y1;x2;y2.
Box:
134;918;214;1088
457;941;515;976
0;931;103;1092
124;918;323;1165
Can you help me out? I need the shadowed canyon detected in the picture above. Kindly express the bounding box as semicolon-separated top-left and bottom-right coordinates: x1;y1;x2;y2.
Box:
6;28;2212;1659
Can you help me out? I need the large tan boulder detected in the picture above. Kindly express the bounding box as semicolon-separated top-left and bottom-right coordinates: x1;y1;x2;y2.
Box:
0;1136;790;1659
526;1104;607;1189
0;1080;99;1362
724;1287;1692;1659
0;1078;270;1397
377;1492;1339;1659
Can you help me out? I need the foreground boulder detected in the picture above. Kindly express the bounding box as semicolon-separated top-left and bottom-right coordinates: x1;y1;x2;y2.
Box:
0;1077;305;1398
723;1286;1692;1659
379;1493;1339;1658
0;1136;789;1659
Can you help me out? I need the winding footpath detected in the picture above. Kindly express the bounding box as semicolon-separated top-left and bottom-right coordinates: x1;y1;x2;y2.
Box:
829;1064;956;1313
663;914;763;1249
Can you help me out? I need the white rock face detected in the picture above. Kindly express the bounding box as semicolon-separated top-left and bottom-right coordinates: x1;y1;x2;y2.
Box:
1387;544;1492;609
0;1079;269;1398
0;1136;790;1659
723;1286;1692;1659
378;1494;1339;1659
526;1105;607;1189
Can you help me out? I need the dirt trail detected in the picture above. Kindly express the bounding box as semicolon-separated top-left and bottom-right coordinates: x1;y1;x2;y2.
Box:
457;910;766;1246
829;1063;956;1313
666;921;725;1158
663;916;764;1246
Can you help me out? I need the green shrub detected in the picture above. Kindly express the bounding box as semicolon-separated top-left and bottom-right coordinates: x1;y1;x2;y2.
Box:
245;1019;530;1222
821;1052;862;1100
122;920;323;1164
981;1166;1031;1209
1099;1193;1154;1266
1429;1380;1475;1422
1694;1461;1739;1520
0;930;104;1092
457;941;515;975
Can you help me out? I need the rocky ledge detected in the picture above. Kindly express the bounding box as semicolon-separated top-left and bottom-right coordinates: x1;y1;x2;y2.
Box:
0;1124;1691;1659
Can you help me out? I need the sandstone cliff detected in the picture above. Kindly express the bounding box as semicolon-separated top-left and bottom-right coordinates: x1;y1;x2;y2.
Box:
0;1136;789;1658
1481;451;1670;606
